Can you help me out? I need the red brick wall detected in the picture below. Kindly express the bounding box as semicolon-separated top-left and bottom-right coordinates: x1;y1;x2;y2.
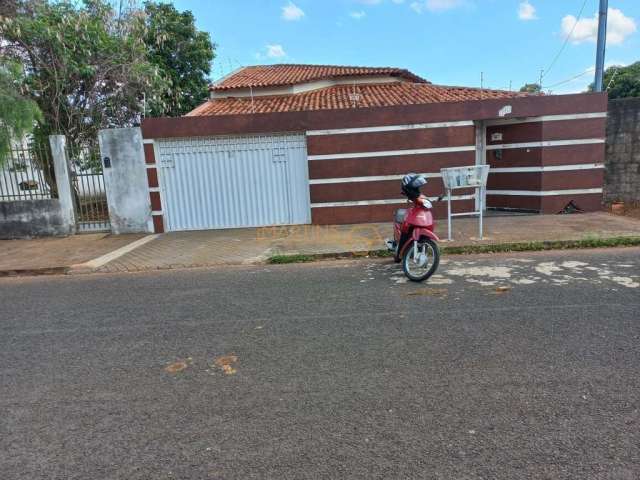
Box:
141;93;607;229
142;144;164;233
485;115;606;214
307;124;476;224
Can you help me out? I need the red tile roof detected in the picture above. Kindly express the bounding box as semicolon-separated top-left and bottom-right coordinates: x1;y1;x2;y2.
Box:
211;64;428;90
188;82;530;117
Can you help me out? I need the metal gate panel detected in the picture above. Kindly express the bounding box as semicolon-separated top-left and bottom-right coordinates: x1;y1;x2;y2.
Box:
156;133;310;231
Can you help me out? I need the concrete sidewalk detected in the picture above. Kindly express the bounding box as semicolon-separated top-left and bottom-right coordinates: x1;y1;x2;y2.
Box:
0;233;146;276
94;212;640;273
2;212;640;276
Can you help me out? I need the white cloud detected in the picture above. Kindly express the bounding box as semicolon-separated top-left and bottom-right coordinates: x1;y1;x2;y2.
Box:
410;1;422;13
266;44;287;58
350;10;366;19
391;0;405;3
281;2;304;21
561;8;636;45
518;1;536;21
410;0;464;14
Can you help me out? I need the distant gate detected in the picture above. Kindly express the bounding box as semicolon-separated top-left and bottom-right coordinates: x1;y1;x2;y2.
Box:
0;138;54;202
67;142;110;232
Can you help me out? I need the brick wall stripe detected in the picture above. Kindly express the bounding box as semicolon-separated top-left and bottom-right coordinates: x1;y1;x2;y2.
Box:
311;194;474;208
307;125;474;155
486;112;606;126
143;144;156;165
309;145;476;161
307;120;474;136
310;178;461;203
490;163;604;173
311;200;475;224
486;188;602;196
310;163;606;184
309;151;475;180
143;139;154;144
146;168;159;188
486;138;604;151
152;214;164;234
309;172;442;185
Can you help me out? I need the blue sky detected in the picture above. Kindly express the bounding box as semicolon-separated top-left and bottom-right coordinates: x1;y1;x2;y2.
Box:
170;0;639;94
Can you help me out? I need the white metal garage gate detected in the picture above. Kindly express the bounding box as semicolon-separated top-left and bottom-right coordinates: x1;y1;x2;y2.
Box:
155;133;311;231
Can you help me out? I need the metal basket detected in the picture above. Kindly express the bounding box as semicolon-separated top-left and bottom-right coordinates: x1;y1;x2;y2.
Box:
440;165;490;189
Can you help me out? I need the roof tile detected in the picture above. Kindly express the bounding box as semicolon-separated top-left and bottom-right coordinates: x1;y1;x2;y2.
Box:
212;64;427;90
188;82;530;117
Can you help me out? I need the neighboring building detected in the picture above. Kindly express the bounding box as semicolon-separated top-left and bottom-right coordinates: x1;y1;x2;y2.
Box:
141;64;606;233
188;64;526;116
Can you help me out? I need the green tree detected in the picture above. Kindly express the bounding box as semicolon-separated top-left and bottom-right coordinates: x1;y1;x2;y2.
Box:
0;60;42;164
0;0;167;149
589;62;640;99
143;2;215;117
519;83;542;94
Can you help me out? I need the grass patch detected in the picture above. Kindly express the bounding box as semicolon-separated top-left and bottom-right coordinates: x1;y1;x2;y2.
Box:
268;254;316;264
440;236;640;255
266;236;640;264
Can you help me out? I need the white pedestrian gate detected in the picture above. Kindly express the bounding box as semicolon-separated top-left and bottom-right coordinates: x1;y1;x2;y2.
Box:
155;133;311;231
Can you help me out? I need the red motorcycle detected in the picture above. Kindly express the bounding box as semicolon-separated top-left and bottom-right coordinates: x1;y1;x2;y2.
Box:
386;174;441;282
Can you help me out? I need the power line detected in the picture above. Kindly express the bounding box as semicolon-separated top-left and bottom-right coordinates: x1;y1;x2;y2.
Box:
542;68;592;89
606;67;619;90
541;0;591;82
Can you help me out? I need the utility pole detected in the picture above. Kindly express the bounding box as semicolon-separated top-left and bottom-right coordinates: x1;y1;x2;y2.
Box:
594;0;608;92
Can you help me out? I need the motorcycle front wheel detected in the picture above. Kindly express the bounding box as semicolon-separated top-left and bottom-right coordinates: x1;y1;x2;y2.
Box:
402;238;440;282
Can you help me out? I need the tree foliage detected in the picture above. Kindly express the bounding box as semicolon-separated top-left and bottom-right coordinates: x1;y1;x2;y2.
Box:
0;0;167;147
0;60;42;164
519;83;542;94
589;62;640;99
143;2;215;117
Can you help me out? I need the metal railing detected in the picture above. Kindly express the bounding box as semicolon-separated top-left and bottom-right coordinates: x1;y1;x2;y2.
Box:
67;141;110;232
0;140;54;201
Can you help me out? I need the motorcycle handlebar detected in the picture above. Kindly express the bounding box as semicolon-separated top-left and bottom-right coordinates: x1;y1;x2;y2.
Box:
400;194;447;202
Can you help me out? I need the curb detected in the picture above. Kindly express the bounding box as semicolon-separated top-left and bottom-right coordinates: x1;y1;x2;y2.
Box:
267;236;640;264
3;236;639;276
0;235;160;278
0;266;70;277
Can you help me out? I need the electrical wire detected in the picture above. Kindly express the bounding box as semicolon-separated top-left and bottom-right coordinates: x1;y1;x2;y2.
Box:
606;68;619;90
542;69;592;89
541;0;591;81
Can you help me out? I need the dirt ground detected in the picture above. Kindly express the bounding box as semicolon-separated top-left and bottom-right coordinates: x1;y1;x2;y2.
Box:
612;201;640;220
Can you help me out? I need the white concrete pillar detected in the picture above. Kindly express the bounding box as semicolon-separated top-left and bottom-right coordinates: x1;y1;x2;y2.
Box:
49;135;76;234
99;127;153;234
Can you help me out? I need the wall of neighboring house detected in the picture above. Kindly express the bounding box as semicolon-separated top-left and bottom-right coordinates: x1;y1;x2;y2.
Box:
604;97;640;204
141;92;608;231
0;199;71;239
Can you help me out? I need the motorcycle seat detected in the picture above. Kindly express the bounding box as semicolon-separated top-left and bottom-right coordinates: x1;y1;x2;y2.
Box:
394;209;407;224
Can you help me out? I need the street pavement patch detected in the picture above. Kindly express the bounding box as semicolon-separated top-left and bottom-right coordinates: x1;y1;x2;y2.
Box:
363;253;640;291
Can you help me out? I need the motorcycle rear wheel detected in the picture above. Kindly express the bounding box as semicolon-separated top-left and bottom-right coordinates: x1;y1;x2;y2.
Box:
402;238;440;282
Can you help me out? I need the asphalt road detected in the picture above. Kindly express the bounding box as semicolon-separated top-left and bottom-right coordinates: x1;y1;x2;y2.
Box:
1;248;640;480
